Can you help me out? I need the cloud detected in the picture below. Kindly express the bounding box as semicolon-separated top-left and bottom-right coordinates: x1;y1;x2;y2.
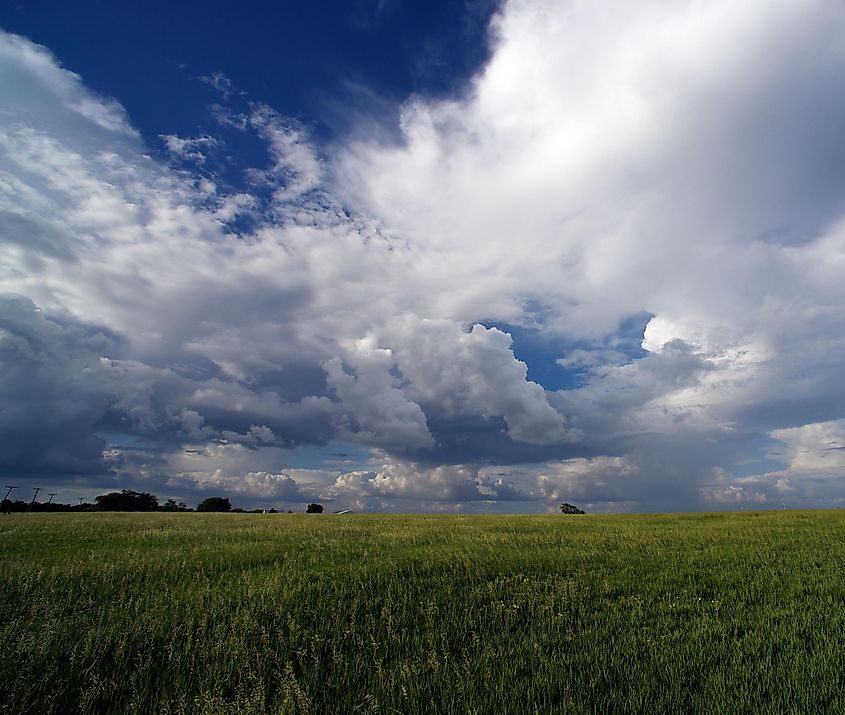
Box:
377;318;566;444
0;295;118;478
331;0;845;506
323;339;435;450
338;0;845;343
105;440;322;505
328;457;532;512
246;105;323;204
0;32;137;137
160;134;218;164
3;0;845;512
199;71;234;99
769;420;845;476
698;419;845;508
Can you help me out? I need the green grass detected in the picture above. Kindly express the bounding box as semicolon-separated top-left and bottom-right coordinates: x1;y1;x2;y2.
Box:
2;511;845;713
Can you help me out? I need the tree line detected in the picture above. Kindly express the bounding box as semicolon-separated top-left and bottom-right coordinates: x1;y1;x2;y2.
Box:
1;489;326;514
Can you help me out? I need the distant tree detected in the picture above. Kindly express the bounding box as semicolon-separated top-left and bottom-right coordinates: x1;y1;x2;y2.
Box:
161;499;189;512
94;490;159;512
30;500;75;513
197;497;231;512
1;499;27;513
1;499;80;513
306;503;323;513
560;502;586;515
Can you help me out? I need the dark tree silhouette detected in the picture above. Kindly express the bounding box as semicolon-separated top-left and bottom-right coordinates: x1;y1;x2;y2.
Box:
161;499;190;512
560;502;586;515
197;497;232;512
306;503;323;513
94;490;159;511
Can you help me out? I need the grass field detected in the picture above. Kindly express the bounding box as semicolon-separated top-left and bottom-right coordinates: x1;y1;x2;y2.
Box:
2;511;845;713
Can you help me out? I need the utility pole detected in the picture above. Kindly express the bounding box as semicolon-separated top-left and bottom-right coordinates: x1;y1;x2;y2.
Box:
47;493;57;504
29;487;40;511
2;485;17;514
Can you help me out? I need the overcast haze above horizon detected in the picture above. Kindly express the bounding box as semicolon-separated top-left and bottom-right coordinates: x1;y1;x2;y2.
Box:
2;0;845;513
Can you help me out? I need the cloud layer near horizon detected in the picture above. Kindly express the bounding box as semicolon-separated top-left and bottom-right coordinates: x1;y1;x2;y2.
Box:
2;0;845;511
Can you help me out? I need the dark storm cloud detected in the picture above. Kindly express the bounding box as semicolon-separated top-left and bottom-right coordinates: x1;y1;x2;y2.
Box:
0;295;118;477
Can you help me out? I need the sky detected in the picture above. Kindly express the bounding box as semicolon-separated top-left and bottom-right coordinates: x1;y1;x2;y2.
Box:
2;0;845;513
